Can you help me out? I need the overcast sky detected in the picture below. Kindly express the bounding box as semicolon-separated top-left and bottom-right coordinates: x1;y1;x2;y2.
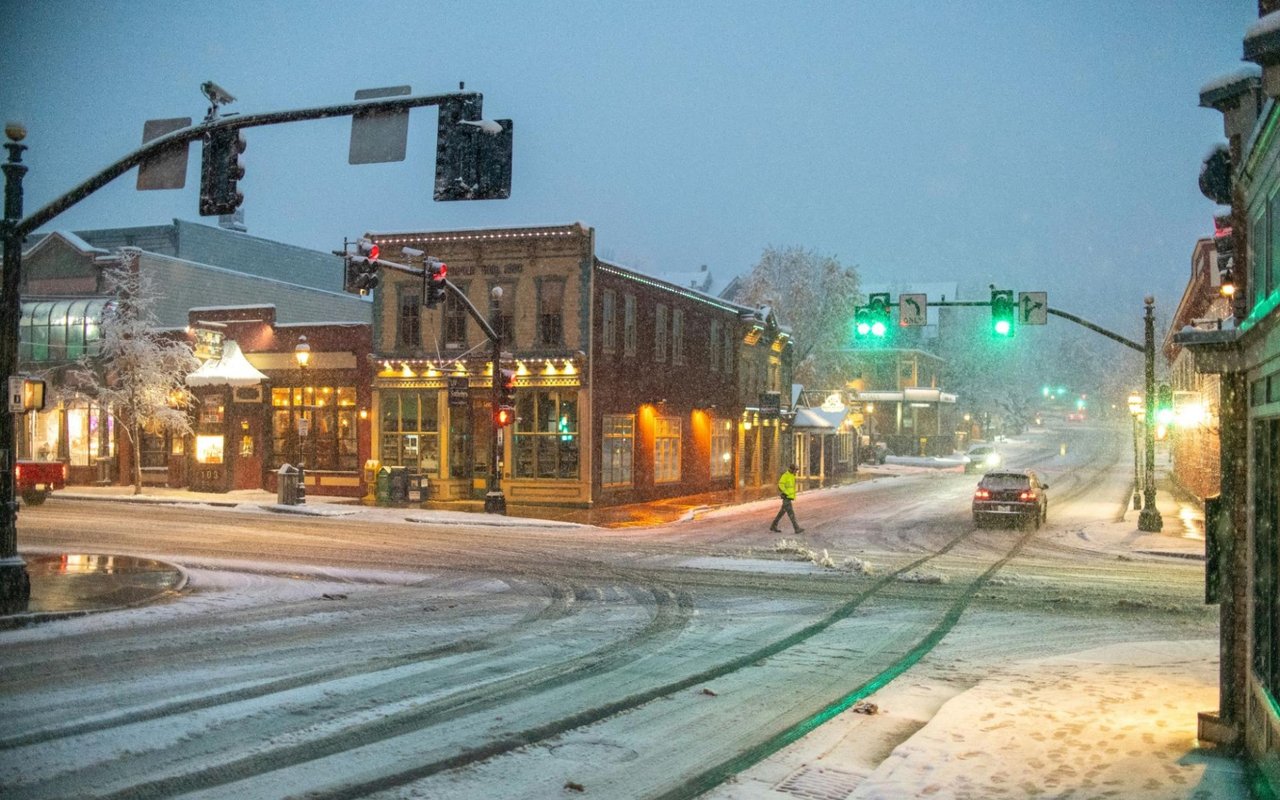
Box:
0;0;1259;336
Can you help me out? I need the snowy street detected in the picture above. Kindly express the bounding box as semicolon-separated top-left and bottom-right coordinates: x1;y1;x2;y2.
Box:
0;422;1239;798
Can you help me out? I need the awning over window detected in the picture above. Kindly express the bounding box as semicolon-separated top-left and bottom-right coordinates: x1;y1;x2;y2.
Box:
19;298;111;363
186;340;268;388
792;407;849;431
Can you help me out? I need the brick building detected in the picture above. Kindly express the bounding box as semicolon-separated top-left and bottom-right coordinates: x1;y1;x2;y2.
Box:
366;222;793;507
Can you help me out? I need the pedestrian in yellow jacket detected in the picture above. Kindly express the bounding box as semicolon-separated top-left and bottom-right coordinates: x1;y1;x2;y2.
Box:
770;464;804;535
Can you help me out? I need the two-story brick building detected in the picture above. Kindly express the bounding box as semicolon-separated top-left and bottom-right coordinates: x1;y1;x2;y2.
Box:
366;222;793;507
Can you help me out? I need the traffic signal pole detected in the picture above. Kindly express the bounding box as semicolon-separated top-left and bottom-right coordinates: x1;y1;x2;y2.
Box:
928;297;1163;532
0;89;500;611
0;126;31;612
373;255;506;513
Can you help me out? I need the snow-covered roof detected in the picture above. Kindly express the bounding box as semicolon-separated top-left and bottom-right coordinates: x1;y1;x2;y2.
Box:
186;340;269;388
1245;12;1280;65
1199;66;1261;108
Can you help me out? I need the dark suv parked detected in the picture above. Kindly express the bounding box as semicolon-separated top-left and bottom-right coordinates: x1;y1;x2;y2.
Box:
972;469;1048;529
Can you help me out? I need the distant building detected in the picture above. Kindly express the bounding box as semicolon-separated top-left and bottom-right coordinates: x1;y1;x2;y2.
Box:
848;282;961;456
654;263;715;294
1163;238;1230;501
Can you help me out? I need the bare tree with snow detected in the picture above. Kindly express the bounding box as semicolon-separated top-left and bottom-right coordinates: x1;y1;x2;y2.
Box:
72;249;198;494
727;245;861;387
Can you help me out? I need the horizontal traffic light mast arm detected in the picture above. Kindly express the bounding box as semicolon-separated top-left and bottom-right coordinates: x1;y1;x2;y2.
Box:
373;256;499;343
16;91;480;237
924;299;1142;352
1045;308;1142;352
442;278;499;344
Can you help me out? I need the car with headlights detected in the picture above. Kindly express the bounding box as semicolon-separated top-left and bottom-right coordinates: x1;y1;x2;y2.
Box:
972;469;1048;529
963;444;1001;473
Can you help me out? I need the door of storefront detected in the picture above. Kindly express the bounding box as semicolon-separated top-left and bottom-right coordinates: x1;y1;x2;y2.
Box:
470;396;492;497
231;405;264;490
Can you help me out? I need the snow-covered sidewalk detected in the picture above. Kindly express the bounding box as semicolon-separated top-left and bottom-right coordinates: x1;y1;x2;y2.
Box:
708;640;1246;800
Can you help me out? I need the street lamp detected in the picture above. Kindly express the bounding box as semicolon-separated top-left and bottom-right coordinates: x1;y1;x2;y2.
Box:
1127;391;1142;511
294;335;310;472
485;287;507;514
294;334;310;369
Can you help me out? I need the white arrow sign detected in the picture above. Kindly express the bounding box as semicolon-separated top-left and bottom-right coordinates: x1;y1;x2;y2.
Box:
899;293;927;326
1018;291;1048;325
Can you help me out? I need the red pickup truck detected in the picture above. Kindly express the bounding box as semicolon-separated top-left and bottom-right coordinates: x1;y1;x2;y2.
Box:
15;460;67;506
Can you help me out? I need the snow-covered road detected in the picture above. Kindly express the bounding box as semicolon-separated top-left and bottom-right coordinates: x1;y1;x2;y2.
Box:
0;423;1224;798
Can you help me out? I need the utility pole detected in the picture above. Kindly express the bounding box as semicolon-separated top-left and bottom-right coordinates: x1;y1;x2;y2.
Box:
0;124;30;612
1138;297;1163;532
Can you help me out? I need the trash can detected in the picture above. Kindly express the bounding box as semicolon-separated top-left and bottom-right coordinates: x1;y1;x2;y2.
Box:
407;469;427;505
376;466;393;507
388;466;408;505
277;464;302;506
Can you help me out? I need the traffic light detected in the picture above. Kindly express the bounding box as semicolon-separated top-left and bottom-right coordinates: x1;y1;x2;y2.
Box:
854;306;872;338
199;128;246;216
424;259;448;308
344;239;380;295
854;295;891;340
867;293;891;337
435;96;514;201
494;405;516;428
1156;383;1174;426
991;289;1015;336
499;368;517;406
7;376;46;413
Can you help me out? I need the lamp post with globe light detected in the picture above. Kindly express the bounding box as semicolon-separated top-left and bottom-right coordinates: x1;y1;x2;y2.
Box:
1127;391;1143;511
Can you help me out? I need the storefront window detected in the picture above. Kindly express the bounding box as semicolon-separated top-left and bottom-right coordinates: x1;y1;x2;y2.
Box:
378;389;441;475
140;431;169;468
601;414;633;486
21;408;60;461
514;390;579;479
19;299;109;363
654;416;681;483
710;418;732;478
272;384;359;471
66;401;114;467
195;435;224;464
200;395;224;424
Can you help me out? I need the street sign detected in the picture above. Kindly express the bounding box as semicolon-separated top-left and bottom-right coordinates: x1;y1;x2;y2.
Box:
1018;291;1048;325
136;117;192;190
899;293;927;326
760;391;781;417
448;376;470;407
349;86;411;165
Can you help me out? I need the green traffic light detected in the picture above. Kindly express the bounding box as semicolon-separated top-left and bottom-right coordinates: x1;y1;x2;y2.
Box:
871;321;886;337
856;321;871;336
993;319;1011;336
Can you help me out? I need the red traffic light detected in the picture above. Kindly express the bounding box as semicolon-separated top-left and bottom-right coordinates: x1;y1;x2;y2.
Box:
494;405;515;427
355;238;380;262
